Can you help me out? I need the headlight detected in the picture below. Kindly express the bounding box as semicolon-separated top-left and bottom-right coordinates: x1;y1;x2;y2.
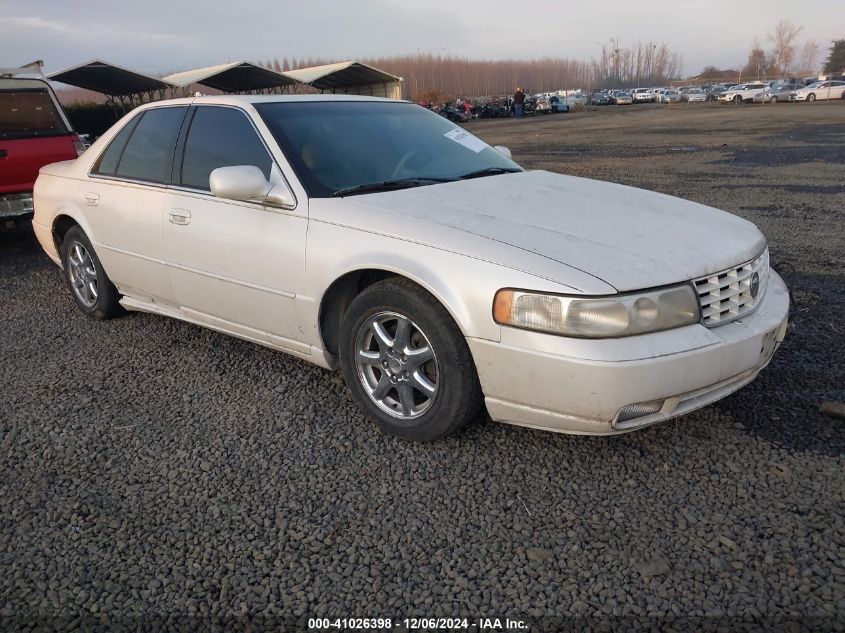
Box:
493;285;700;338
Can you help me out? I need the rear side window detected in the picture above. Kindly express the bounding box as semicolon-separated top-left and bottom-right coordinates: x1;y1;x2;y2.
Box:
180;106;272;190
91;115;141;176
0;88;69;140
114;107;186;184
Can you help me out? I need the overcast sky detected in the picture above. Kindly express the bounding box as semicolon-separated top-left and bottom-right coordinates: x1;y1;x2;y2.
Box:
0;0;838;76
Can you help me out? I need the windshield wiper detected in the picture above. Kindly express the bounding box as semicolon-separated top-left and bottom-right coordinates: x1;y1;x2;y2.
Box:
331;177;454;197
458;167;522;180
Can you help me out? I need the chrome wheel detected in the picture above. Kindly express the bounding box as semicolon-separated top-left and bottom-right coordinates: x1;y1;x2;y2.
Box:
67;240;98;308
355;311;439;420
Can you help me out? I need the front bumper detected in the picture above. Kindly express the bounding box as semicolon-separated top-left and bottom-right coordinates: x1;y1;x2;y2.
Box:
469;271;790;435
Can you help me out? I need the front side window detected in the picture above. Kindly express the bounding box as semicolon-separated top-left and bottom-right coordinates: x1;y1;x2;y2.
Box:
114;107;187;184
256;101;519;198
180;106;272;190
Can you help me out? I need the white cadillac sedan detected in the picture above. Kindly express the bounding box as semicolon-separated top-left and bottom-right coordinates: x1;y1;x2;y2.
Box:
32;95;789;441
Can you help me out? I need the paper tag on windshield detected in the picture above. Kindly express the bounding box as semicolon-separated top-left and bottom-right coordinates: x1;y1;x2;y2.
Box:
444;128;487;153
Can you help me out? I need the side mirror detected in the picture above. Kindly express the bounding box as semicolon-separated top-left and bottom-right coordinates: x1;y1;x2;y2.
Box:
494;145;512;160
209;165;296;210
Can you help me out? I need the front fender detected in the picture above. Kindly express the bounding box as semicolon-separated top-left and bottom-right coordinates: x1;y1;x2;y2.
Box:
302;219;587;351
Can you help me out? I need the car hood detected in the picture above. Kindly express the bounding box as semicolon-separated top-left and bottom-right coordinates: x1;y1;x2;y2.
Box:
332;170;766;293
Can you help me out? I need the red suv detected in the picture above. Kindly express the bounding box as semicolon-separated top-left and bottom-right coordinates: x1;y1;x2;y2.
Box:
1;77;84;221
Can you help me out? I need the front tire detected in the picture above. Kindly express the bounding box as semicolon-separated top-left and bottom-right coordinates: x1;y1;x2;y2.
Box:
339;277;483;441
733;95;742;105
807;93;816;102
61;226;124;320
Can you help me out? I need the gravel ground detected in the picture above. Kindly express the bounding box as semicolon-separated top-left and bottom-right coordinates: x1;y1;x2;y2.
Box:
1;102;843;628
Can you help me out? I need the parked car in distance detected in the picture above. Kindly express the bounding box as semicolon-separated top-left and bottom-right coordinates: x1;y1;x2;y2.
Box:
631;88;653;103
535;95;569;114
706;86;725;101
591;92;611;105
1;76;85;220
551;95;569;112
32;95;789;440
659;89;681;103
755;83;804;103
719;83;767;104
685;88;707;103
790;80;845;102
614;91;633;105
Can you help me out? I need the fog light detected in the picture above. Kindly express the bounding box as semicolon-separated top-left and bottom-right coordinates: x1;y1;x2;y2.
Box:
617;400;664;423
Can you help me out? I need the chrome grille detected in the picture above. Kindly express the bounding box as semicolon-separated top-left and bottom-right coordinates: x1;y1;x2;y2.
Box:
694;248;769;327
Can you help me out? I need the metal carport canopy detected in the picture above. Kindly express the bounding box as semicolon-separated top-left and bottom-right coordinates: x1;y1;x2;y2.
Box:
46;59;172;96
284;61;401;92
163;62;298;93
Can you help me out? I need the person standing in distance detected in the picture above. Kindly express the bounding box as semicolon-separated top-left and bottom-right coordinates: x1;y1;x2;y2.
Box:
513;87;526;118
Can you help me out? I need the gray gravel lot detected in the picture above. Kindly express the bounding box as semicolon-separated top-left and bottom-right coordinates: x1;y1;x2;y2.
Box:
1;103;843;626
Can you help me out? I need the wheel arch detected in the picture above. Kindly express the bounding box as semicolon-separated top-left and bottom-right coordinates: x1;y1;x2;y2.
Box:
317;265;475;357
52;214;80;256
50;211;96;264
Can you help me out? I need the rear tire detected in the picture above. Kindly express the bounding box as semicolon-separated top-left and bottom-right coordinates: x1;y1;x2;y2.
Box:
61;226;124;320
339;277;483;441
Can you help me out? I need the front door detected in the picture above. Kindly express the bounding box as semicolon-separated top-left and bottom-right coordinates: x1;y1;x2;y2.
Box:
161;105;307;350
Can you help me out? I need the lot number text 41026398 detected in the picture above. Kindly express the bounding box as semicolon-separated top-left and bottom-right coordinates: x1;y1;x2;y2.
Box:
308;617;528;630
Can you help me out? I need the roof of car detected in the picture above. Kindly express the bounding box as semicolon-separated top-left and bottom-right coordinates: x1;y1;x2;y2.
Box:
0;77;53;90
136;94;405;110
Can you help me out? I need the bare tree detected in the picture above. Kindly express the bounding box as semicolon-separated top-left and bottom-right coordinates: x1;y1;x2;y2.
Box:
768;20;803;74
743;38;769;79
797;41;821;74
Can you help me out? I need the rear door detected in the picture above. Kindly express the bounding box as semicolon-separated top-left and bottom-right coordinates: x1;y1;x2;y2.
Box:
0;80;78;197
86;105;188;305
162;105;307;349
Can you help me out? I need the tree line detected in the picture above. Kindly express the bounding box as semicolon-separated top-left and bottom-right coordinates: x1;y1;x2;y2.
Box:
719;20;842;82
254;25;843;101
256;40;684;102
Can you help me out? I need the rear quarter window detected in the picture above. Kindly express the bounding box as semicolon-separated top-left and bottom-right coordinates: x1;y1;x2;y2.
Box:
91;114;141;176
0;89;69;140
112;107;187;184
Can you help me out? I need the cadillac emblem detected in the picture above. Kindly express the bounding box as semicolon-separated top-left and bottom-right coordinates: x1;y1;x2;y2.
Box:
750;271;760;299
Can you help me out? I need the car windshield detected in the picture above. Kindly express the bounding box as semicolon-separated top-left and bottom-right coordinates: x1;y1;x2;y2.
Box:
256;101;519;198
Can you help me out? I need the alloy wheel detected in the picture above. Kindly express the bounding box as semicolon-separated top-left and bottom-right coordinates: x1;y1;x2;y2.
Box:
67;240;98;308
355;311;439;420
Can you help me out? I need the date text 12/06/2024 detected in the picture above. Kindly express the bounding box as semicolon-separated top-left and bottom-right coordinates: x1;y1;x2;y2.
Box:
308;617;528;630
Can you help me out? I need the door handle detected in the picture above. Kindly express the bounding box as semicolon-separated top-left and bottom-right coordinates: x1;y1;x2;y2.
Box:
84;193;100;206
169;209;191;225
